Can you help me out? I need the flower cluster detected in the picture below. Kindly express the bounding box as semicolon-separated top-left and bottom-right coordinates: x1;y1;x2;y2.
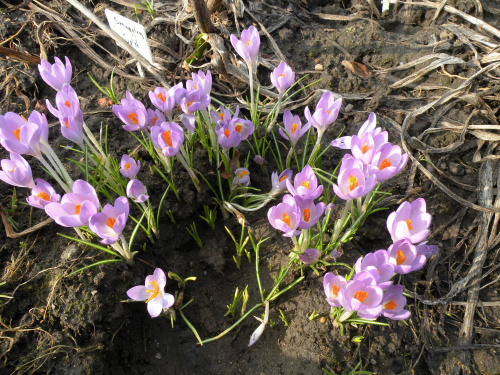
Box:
323;199;437;321
119;154;149;203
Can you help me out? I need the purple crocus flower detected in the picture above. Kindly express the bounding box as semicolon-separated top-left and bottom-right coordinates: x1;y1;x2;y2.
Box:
126;268;175;318
386;198;431;244
254;155;263;165
126;179;149;203
332;155;377;201
147;108;166;130
216;122;241;149
299;248;321;264
44;180;99;227
350;130;389;165
89;196;129;245
295;196;325;229
0;112;43;157
175;88;210;115
151;122;184;156
354;250;394;289
304;92;342;138
279;109;310;146
416;242;438;259
331;112;382;149
323;273;347;308
27;178;61;209
119;155;141;179
0;153;35;189
149;87;176;115
387;239;427;274
38;56;72;92
28;110;49;143
187;70;212;95
230;25;260;67
381;285;411;320
286;165;323;200
368;143;408;182
232;115;255;141
113;92;148;131
270;169;292;195
267;194;301;237
232;168;250;189
270;61;295;94
341;275;383;320
210;106;233;125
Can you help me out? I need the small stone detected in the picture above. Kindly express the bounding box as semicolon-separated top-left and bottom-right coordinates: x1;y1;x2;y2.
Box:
61;244;80;261
155;352;162;359
344;104;353;113
448;162;464;176
315;64;324;71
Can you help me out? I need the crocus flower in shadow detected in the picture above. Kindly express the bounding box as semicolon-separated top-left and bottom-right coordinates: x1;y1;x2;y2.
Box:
127;268;175;318
299;248;321;264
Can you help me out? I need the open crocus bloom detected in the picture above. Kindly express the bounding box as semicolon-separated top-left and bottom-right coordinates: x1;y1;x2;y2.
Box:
387;239;427;274
151;122;184;156
270;169;292;195
0;112;43;157
232;168;250;189
279;109;309;146
331;112;382;149
368;143;408;183
147;108;166;130
354;250;395;289
44;179;99;227
119;154;141;179
286;165;323;200
270;61;295;94
350;130;388;166
304;91;342;138
38;56;72;92
149;87;175;115
186;70;212;95
332;155;377;201
216;121;242;149
126;268;175;318
27;178;61;209
267;194;301;237
381;285;411;320
0;152;35;189
113;91;148;131
89;196;129;245
341;274;384;320
295;196;325;229
323;273;347;308
386;198;431;244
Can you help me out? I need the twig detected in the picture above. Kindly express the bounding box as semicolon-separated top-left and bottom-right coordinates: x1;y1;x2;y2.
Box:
0;206;53;238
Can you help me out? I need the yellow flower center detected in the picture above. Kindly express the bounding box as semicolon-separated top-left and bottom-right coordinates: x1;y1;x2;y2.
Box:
348;175;358;191
64;120;69;128
239;170;248;178
379;158;391;171
235;124;242;133
37;192;50;201
152;117;158;125
396;250;406;265
279;175;287;183
301;181;310;189
145;280;160;303
125;163;131;170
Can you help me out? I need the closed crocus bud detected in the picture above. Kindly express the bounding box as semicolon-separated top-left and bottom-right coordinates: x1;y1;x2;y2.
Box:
279;109;309;146
89;196;129;245
38;56;72;92
151;122;184;157
27;178;60;209
415;242;438;259
126;179;149;203
28;110;49;143
299;248;321;264
270;61;295;94
230;25;260;67
119;154;141;179
386;198;431;244
304;91;342;138
232;168;250;189
254;155;263;165
0;153;35;189
286;165;323;200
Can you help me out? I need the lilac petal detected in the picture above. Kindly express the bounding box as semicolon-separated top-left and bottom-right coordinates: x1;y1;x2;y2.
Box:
127;285;148;301
162;293;175;309
147;297;164;317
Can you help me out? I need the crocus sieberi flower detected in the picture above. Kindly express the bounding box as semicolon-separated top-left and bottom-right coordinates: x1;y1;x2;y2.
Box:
267;194;301;237
28;110;49;143
304;91;342;138
386;198;431;244
299;248;321;264
147;108;166;130
387;239;427;274
349;130;389;165
232;168;250;189
89;196;129;245
216;122;241;150
113;91;148;131
332;155;377;201
38;56;72;92
381;285;411;320
126;268;175;318
119;154;141;179
0;153;35;189
368;143;408;183
295;196;325;229
126;179;149;203
0;112;43;157
151;122;184;157
187;70;212;95
354;249;394;289
331;112;382;149
175;87;210;115
26;178;61;209
44;179;99;227
279;109;309;146
210;106;233;126
270;61;295;94
270;169;292;196
286;165;323;200
232;115;255;141
230;25;260;67
323;273;347;308
149;87;175;116
340;272;383;320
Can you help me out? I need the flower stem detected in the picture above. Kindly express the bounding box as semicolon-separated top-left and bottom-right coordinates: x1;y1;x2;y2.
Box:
331;200;351;246
266;92;282;133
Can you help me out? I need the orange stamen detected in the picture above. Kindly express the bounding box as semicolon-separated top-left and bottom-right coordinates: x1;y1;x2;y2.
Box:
10;167;15;172
162;131;173;147
235;124;242;133
13;128;20;141
303;208;311;222
301;181;310;189
64;101;71;108
157;92;166;102
291;123;298;134
331;284;340;298
348;175;358;191
280;74;285;77
74;204;81;215
246;40;251;46
379;158;391;171
219;113;224;120
396;250;406;265
152;117;158;126
239;170;248;178
37;192;50;201
187;101;193;107
384;300;397;311
326;110;330;115
64;121;69;128
362;143;370;154
224;129;231;138
354;290;368;303
106;217;116;229
145;280;160;303
405;219;413;231
125;163;131;170
279;175;287;183
128;112;139;125
281;213;290;227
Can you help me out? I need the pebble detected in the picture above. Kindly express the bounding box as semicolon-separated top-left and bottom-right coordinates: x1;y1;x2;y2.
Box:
344;104;353;113
155;353;162;359
315;64;324;71
448;162;464;176
61;244;80;261
319;317;327;324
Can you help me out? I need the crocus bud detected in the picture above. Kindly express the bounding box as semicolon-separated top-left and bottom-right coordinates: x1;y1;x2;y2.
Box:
38;56;72;91
126;179;149;203
119;155;141;179
0;153;35;189
230;25;260;67
270;61;295;94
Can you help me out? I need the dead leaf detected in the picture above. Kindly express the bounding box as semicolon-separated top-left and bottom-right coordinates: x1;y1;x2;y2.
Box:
341;60;371;78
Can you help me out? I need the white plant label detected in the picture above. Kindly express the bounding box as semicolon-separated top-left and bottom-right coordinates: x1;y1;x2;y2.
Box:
105;9;153;64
